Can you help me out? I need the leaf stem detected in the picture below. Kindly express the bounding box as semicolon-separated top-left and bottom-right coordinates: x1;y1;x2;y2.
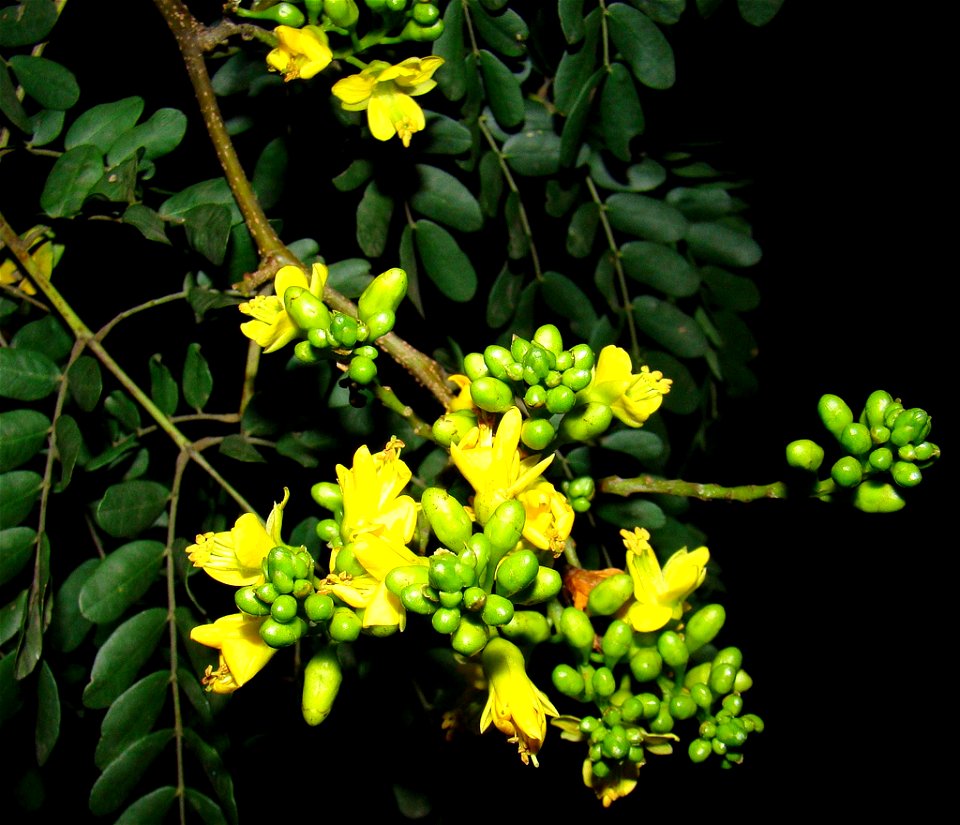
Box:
600;474;789;502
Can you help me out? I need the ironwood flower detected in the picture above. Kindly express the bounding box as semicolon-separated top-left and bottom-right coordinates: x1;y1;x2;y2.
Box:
266;25;332;81
239;262;327;353
578;345;672;427
191;613;277;693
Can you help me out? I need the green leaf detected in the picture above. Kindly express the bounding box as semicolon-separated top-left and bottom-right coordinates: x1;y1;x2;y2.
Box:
185;789;229;825
35;659;60;765
0;471;41;528
737;0;784;26
559;0;586;43
588;152;666;193
541;271;598;336
702;265;760;311
554;9;600;112
183;203;232;265
82;607;167;709
95;480;169;538
12;314;72;361
88;155;138;204
182;343;213;411
65;97;144;153
503;129;561;176
566;202;599;258
19;532;48;680
646;350;699;414
478;150;504;218
469;0;528;57
399;224;424;318
411;164;483;232
600;63;644;161
159;178;242;224
608;3;675;90
39;144;103;218
434;0;467;101
332;158;373;192
600;429;664;461
0;409;50;472
0;588;27;647
0;526;36;586
184;729;239;825
479;50;524;129
414;220;477;302
606;192;688;242
633;295;709;358
422;113;472;155
0;61;31;131
685;221;762;267
595;497;666;530
327;258;372;298
148;355;178;416
211;51;270;96
114;787;177;825
123;203;170;244
500;191;526;260
28;106;64;146
633;0;686;25
252;137;287;210
95;671;170;770
218;434;266;463
67;354;103;411
0;653;23;727
176;666;212;726
277;431;337;468
79;540;165;624
620;241;700;296
356;179;394;258
104;390;141;431
48;558;97;653
486;265;524;328
665;186;734;220
9;55;79;110
559;67;604;167
0;0;58;47
88;729;173;815
107;107;187;164
54;413;82;489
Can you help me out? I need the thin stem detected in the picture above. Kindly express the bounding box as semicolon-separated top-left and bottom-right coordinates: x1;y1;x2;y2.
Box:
600;474;789;502
95;291;188;341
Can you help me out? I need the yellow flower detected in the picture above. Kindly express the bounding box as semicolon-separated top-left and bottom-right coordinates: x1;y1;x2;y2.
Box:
622;527;710;632
516;479;574;556
578;345;672;427
450;406;554;525
324;437;425;629
332;56;444;147
446;374;475;412
191;613;277;693
583;759;640;808
480;637;559;767
239;262;327;353
186;489;289;586
0;238;58;297
266;25;332;81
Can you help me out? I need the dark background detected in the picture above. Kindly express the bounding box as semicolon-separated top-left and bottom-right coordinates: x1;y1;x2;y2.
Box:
6;0;951;820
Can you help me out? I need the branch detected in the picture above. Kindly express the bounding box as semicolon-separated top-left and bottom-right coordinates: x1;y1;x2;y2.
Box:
600;474;789;502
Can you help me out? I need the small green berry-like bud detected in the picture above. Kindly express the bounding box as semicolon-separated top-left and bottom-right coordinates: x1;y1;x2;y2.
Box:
270;594;299;624
657;630;690;670
421;487;474;551
431;606;462;635
560;606;595;653
512;566;563;605
689;738;713;763
301;646;342;726
818;393;854;439
494;549;540;598
864;389;894;429
521;417;556;451
481;593;515;626
853;480;906;513
868;447;894;471
891;460;922;487
328;607;362;642
586;572;634;616
284;285;331;331
562;403;614;441
684;603;726;653
483;499;526;552
470;376;514;413
235;586;271;617
498;609;551;644
629;648;663;682
839;423;872;456
785;439;825;471
552;664;585;698
830;455;863;487
304;593;335;622
450;612;489;656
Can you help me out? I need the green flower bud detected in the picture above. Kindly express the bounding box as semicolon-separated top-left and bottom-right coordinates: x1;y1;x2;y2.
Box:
890;408;930;447
650;704;674;734
722;693;744;716
853;480;906;513
304;593;335;622
868;447;894;471
328;607;362;642
421;487;473;551
301;646;342;726
483;499;526;552
400;18;444;41
470;376;514;413
429;552;465;593
463;352;489;381
690;682;713;709
716;720;748;748
818;393;854;439
601;619;634;666
684;661;713;689
385;564;430;597
552;663;585;698
570;343;595;370
521;417;556;451
629;648;663;682
439;589;463;608
532;323;564;355
689;738;713;763
657;630;690;670
494;549;540;597
830;455;863;488
311;480;343;513
294;340;320;363
555;350;574;372
329;313;359;348
709;662;737;696
586;572;634;616
255;582;279;605
523;345;553;381
864;390;894;429
512;566;563;605
669;693;698;720
742;713;765;733
400;583;439;615
892;460;922;487
561;366;593;392
431;606;462;635
235;585;271;616
270;594;299;624
284;285;331;331
498;609;551;644
483;345;515;380
450;612;489;656
713;646;743;670
870;425;891;444
348;355;377;384
915;441;939;462
524;384;547;408
560;606;596;653
307;327;330;348
412;2;440;25
840;423;872;456
546;385;576;415
358;267;406;326
462;586;486;612
332;543;365;577
323;0;360;27
481;593;515;626
432;409;478;447
236;2;306;26
562;402;614;442
592;666;617;698
684;603;726;653
260;616;306;648
785;439;825;472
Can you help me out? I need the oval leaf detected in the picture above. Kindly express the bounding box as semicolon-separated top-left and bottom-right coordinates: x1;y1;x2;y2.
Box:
479;49;524;129
633;295;709;358
414;219;477;302
685;221;762;267
0;348;60;401
356;179;394;258
608;4;675;90
541;271;598;336
88;729;173;815
95;670;170;770
606;192;688;242
36;659;60;765
48;558;98;653
620;241;700;296
470;3;528;57
600;62;644;161
411;164;483;232
95;481;169;538
54;413;82;489
486;265;525;328
600;429;665;462
595;498;666;530
67;355;103;411
39;144;103;218
114;787;177;825
148;355;178;417
65;97;144;152
0;409;50;472
0;471;41;528
503;129;561;177
183;343;213;411
12;314;72;362
9;55;79;110
0;526;36;587
646;350;700;414
79;540;165;624
107;107;187;164
0;0;58;47
738;0;785;26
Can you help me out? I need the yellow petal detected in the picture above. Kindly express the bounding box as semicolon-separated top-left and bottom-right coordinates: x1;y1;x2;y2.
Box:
332;73;376;106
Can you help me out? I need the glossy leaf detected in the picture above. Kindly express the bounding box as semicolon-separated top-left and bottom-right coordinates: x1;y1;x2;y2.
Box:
411;164;483;232
39;144;102;218
588;152;666;193
35;660;60;765
251;136;287;210
595;497;667;529
554;9;599;112
183;729;239;825
541;271;598;336
107;107;187;164
95;670;170;770
0;471;41;527
28;107;64;146
478;150;504;217
48;558;97;653
332;158;373;192
600;63;644;161
486;265;525;328
566;202;599;258
559;0;586;43
559;68;604;167
15;529;46;679
185;789;229;825
702;265;760;311
685;221;762;267
0;526;36;586
159;178;242;224
183;203;232;265
9;55;79;110
620;241;700;296
738;0;784;26
12;314;72;361
95;480;169;538
666;186;734;220
633;0;687;25
600;429;665;462
356;179;393;258
0;653;23;726
176;666;213;726
67;355;103;411
82;607;167;709
469;1;528;57
608;3;675;90
414;219;477;302
479;50;524;129
399;224;424;318
148;355;179;416
0;0;58;47
104;390;141;431
183;343;213;411
646;350;700;414
503;129;561;177
219;434;266;463
88;729;173;815
277;431;337;468
65;97;144;152
0;409;50;472
79;540;165;624
0;589;27;646
114;787;177;825
434;0;467;100
0;62;31;131
633;295;709;358
422;113;472;155
54;413;82;489
606;192;688;242
327;257;372;298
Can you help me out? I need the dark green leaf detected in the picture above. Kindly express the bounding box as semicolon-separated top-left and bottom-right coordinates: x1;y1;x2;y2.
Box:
702;265;760;311
88;155;138;204
183;203;232;265
185;789;229;825
434;0;467;101
39;144;103;218
12;314;72;361
608;3;675;90
183;343;213;411
107;108;187;164
0;409;50;472
620;241;700;296
559;0;586;43
505;191;528;259
48;558;97;653
588;152;666;192
600;429;664;461
606;192;688;242
737;0;784;26
0;0;58;47
595;497;666;529
95;480;169;538
0;61;31;131
422;113;472;155
9;55;79;110
82;607;167;709
0;526;36;586
227;222;258;282
18;531;48;679
123;203;170;244
79;540;165;624
67;354;103;411
184;729;239;825
177;666;212;726
633;295;709;357
566;202;599;258
594;251;618;308
478;150;504;218
211;51;270;96
114;787;177;825
696;0;723;15
503;129;561;176
685;221;762;267
541;271;597;336
252;137;287;209
600;63;644;161
65;97;144;152
148;355;178;416
29;107;64;146
356;179;393;258
0;588;27;646
332;158;373;192
218;434;266;463
277;431;337;468
85;440;139;473
486;265;524;328
414;220;477;302
559;67;604;167
411;164;483;232
665;186;734;220
159;178;242;224
399;224;424;318
327;258;372;298
479;50;524;129
0;471;41;528
88;729;173;815
0;653;23;726
545;179;580;217
104;390;141;431
554;9;600;112
469;1;528;57
646;350;700;414
35;660;59;765
632;0;686;25
95;671;170;770
54;413;82;489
